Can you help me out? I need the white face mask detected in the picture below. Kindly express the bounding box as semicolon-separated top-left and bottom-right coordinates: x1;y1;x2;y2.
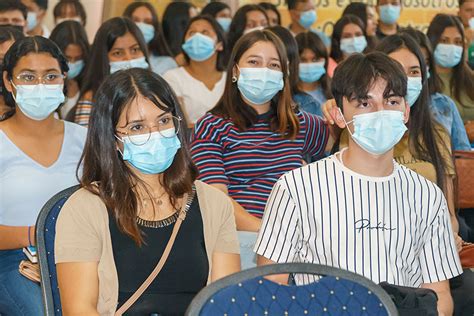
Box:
56;17;83;25
109;56;149;74
243;26;265;35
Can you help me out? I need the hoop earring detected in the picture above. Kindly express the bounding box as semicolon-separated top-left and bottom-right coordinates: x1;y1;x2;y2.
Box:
231;76;237;83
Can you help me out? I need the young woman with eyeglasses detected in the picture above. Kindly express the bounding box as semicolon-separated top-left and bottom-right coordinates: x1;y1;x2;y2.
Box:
0;36;87;315
55;68;240;315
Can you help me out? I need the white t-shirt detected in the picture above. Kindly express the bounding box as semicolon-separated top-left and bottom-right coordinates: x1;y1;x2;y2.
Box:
255;150;462;287
0;121;86;226
60;91;80;119
163;67;226;124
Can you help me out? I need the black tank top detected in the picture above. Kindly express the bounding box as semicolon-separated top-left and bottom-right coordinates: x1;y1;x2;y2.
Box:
109;195;209;316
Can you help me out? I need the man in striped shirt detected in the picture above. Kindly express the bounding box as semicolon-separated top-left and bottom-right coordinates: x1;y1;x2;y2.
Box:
255;52;462;316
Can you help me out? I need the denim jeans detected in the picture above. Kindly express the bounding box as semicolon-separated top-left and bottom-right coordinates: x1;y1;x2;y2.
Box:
0;249;43;316
238;231;258;270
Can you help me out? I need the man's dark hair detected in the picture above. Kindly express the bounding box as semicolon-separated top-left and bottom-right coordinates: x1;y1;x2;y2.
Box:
0;0;27;19
331;52;407;111
286;0;310;10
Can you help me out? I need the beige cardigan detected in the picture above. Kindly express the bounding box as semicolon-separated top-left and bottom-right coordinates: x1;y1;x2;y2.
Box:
55;180;239;315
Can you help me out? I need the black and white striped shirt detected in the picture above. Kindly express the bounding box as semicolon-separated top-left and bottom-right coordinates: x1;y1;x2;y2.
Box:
255;152;462;286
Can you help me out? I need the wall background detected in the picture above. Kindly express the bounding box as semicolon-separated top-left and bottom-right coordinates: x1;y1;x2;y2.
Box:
43;0;458;42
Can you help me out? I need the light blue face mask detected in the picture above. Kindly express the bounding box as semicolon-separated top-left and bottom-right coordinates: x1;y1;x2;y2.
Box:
109;56;149;74
469;17;474;29
299;10;317;29
118;128;181;175
136;22;155;44
340;36;367;55
299;61;326;83
181;33;216;62
379;4;401;25
216;17;232;32
12;83;65;120
434;43;463;68
67;60;85;79
26;11;37;31
342;109;407;155
405;77;422;107
237;67;284;105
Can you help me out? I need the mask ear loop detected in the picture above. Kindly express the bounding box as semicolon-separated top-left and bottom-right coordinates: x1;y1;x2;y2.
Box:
114;134;125;157
10;80;18;103
337;107;355;137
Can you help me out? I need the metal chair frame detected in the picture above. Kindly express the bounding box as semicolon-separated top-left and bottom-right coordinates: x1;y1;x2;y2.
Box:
36;185;80;316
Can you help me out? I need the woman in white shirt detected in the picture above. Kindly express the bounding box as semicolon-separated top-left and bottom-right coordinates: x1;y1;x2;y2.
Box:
163;15;227;126
0;36;86;315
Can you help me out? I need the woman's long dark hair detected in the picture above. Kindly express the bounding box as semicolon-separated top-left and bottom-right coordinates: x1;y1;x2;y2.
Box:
79;17;149;99
162;2;195;57
123;1;173;58
212;30;299;139
330;14;368;63
80;68;198;245
427;14;474;106
376;34;449;192
53;0;87;26
258;2;281;25
181;15;227;71
226;5;268;61
2;36;68;120
295;31;332;100
49;20;90;86
201;2;230;18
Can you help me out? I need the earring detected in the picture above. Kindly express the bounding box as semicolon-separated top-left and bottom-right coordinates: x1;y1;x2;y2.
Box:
231;76;237;83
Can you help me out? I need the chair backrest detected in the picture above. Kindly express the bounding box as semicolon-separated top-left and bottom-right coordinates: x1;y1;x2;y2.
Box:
186;263;398;316
36;185;80;316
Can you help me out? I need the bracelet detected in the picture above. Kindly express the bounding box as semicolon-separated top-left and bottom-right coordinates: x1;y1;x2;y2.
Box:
28;226;32;247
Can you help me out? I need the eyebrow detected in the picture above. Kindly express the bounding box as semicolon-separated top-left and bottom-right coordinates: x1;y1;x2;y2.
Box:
125;112;171;125
18;68;60;73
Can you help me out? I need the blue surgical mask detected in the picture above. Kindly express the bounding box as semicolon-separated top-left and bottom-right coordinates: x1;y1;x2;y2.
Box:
237;67;284;105
136;22;155;44
406;77;422;107
181;33;216;62
216;17;232;32
340;36;367;55
299;10;317;29
378;4;401;25
26;11;38;31
299;61;326;83
118;128;181;175
342;109;407;155
434;44;463;68
67;60;85;79
109;56;149;74
12;83;65;120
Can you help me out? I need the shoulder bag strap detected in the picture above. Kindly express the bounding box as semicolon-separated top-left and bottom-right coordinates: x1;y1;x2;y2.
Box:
115;187;195;316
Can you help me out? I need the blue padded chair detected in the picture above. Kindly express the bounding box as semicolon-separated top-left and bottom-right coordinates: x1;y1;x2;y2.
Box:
35;185;80;316
186;263;398;316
